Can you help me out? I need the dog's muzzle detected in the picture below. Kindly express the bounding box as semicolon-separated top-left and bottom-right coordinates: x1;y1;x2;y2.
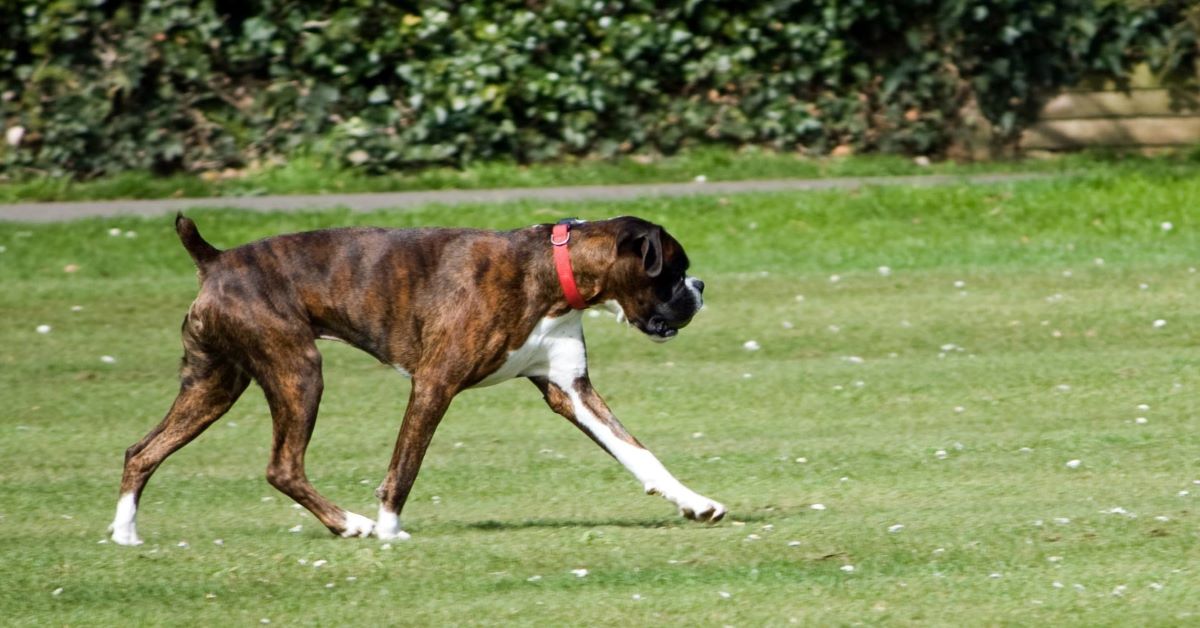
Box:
641;315;680;341
637;276;704;342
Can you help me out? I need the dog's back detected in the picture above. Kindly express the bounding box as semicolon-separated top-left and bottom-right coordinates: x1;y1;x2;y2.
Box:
175;218;532;365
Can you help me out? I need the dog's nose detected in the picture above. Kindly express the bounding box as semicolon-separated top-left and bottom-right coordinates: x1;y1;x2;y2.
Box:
693;279;704;294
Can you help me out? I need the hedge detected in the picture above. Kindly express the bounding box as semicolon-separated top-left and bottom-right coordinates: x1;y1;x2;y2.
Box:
1;1;1197;178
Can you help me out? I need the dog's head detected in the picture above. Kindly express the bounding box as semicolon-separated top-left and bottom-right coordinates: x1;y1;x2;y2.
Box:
592;217;704;342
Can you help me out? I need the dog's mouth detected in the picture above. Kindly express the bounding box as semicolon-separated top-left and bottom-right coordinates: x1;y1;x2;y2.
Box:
636;316;680;342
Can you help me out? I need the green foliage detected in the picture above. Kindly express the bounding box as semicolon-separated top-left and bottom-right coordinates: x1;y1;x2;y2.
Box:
1;1;1196;178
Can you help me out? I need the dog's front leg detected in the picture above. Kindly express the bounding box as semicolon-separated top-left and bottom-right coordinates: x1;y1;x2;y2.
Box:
531;376;726;523
373;380;457;540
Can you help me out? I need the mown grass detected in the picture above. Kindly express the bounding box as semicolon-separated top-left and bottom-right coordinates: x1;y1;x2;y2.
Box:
2;164;1200;625
5;146;1188;204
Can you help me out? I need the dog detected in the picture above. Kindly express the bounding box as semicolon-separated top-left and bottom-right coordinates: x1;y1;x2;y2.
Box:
108;214;726;545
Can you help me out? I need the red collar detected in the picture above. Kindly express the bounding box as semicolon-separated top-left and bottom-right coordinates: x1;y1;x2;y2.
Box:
551;223;588;310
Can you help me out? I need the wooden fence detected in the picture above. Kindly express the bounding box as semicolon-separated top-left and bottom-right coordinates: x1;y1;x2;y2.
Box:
1020;65;1200;151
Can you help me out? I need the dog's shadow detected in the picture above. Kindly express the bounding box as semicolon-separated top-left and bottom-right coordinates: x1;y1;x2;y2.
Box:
457;512;767;532
461;517;674;531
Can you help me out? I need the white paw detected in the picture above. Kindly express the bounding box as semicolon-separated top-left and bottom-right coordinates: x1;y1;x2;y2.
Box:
373;505;411;541
109;523;144;546
374;528;412;542
339;511;376;538
676;494;727;524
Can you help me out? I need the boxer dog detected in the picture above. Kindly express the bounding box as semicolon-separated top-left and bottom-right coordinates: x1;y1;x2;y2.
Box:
109;215;725;545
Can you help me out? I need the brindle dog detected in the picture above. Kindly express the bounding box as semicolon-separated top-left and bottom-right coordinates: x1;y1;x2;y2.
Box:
109;215;724;545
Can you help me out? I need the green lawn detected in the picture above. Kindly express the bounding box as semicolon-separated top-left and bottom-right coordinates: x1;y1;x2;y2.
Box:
2;165;1199;625
1;146;1176;204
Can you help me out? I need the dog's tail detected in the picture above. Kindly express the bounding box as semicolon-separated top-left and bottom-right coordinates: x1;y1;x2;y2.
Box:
175;213;221;270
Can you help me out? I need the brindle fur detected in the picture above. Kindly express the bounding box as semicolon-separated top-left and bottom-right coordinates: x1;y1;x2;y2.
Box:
116;215;714;537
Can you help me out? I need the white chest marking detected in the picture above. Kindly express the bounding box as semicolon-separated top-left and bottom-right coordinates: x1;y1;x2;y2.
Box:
601;299;628;325
471;312;586;388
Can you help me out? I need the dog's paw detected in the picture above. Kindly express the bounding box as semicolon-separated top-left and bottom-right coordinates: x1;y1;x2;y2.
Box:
109;523;144;546
339;511;376;538
375;528;412;542
677;496;727;524
372;506;411;541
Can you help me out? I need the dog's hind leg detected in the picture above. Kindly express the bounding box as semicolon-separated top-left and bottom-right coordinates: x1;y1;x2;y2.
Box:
110;351;250;545
255;344;375;538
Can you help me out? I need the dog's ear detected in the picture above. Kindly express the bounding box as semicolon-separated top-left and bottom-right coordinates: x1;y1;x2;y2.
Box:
617;220;664;277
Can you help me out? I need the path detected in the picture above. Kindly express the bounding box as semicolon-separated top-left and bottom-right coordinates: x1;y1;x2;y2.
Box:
0;172;1054;223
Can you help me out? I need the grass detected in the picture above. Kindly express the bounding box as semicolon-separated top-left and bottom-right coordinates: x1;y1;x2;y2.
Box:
4;146;1186;204
3;163;1200;625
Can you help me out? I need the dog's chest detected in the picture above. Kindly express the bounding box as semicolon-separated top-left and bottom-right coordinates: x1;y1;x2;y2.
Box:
470;312;586;388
